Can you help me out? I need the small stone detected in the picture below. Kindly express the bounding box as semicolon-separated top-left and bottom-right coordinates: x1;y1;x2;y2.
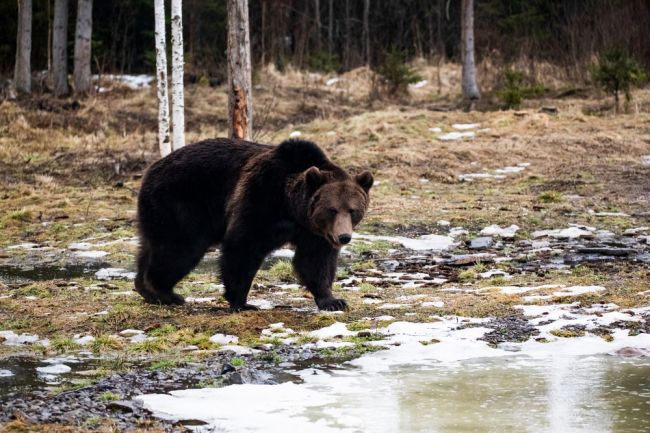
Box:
119;329;144;338
182;345;199;352
469;237;493;250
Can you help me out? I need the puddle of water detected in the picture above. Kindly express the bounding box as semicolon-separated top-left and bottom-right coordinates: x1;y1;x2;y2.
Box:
0;356;104;397
138;355;650;433
0;263;109;284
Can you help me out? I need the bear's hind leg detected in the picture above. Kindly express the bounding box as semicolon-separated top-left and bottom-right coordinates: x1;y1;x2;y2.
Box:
138;242;207;305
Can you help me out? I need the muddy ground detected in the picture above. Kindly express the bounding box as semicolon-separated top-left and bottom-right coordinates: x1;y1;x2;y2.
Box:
1;66;650;432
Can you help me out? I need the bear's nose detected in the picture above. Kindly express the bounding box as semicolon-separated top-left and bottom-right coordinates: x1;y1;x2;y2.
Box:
338;234;352;245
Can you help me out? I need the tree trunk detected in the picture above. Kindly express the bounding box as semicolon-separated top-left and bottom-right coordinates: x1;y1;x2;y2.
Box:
460;0;480;108
154;0;171;157
170;0;185;150
227;0;253;140
260;0;266;65
73;0;93;95
14;0;32;94
327;0;333;55
344;0;350;69
363;0;370;65
314;0;321;51
52;0;69;97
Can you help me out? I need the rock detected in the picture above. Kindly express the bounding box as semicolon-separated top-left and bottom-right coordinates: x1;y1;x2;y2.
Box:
469;237;493;250
217;345;260;355
106;400;137;413
615;347;646;357
378;260;399;272
447;253;495;266
119;329;144;338
576;247;635;256
73;335;95;346
539;106;558;114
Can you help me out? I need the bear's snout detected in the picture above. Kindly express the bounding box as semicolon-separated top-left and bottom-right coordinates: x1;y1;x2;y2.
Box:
338;234;352;244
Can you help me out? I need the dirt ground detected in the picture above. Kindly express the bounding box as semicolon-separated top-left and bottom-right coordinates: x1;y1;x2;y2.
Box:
1;64;649;431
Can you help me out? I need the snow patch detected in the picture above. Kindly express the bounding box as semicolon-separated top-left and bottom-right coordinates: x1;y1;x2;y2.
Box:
209;334;239;345
480;224;519;238
95;268;136;280
354;233;457;251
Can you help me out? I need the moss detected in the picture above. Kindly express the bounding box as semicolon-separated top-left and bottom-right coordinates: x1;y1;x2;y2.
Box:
149;359;178;370
537;191;564;203
99;391;121;402
229;357;246;367
550;328;586;338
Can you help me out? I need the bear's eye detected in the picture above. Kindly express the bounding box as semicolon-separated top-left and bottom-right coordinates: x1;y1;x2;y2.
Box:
328;208;338;215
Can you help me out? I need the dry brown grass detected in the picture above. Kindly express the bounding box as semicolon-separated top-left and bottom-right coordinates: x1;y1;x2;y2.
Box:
1;63;649;357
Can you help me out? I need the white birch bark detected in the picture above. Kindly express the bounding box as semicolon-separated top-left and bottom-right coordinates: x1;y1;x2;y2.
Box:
52;0;69;97
73;0;93;95
227;0;253;140
154;0;171;157
461;0;480;106
170;0;185;150
14;0;32;94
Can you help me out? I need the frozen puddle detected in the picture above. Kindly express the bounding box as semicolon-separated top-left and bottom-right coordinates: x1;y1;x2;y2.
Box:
138;319;650;433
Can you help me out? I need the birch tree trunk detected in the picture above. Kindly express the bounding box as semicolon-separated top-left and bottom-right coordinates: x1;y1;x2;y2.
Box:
227;0;253;140
363;0;370;65
73;0;93;95
52;0;69;97
170;0;185;150
461;0;480;108
154;0;171;157
14;0;32;94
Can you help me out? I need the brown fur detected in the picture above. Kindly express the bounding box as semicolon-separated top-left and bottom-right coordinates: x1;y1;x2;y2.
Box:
135;138;373;311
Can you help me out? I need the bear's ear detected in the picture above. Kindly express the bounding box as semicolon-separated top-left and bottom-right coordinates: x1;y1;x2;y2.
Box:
355;171;374;193
305;166;325;190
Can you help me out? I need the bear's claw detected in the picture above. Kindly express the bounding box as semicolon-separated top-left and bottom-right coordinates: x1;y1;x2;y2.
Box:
316;298;348;311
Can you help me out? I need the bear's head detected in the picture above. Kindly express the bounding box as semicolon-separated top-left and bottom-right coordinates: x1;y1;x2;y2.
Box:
304;167;373;248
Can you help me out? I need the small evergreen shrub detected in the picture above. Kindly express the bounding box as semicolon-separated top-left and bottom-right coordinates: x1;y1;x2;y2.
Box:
377;46;422;94
497;68;544;109
307;50;340;73
592;48;647;112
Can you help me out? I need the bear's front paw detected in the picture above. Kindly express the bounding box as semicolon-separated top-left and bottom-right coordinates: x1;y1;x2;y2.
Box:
316;297;348;311
229;303;260;313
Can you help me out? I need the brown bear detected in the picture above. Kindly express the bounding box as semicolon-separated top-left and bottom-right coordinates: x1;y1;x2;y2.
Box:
135;138;373;311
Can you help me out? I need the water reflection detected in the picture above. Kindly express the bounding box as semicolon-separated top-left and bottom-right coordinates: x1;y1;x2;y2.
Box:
139;355;650;433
